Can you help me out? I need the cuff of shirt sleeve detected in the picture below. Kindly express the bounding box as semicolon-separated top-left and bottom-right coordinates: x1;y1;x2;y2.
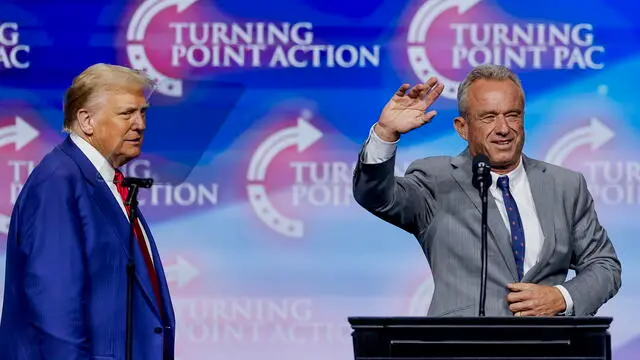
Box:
361;124;398;164
554;285;574;316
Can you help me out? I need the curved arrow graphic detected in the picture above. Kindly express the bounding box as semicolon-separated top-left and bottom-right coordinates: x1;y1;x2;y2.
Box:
126;0;197;97
127;0;199;42
408;277;434;316
247;184;303;238
0;116;39;151
247;112;322;181
407;0;483;99
0;213;10;235
127;44;183;97
165;256;199;287
246;112;323;238
544;118;614;166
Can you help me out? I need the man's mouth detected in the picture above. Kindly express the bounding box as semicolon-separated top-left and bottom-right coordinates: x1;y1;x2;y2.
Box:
492;139;512;146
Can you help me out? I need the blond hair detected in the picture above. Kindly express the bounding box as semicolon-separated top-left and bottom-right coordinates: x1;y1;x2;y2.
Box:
457;64;524;118
62;63;155;132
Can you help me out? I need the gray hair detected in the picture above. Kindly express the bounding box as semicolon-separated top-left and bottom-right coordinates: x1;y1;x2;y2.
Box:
63;63;156;133
456;64;524;118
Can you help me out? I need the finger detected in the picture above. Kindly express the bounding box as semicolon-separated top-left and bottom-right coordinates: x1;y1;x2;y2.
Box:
407;84;425;99
422;77;438;91
509;300;535;313
423;82;444;103
417;110;437;124
515;310;536;317
394;84;410;97
507;282;535;291
506;290;531;303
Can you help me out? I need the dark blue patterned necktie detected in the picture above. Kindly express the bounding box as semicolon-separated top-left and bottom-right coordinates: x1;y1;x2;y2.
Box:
496;176;525;281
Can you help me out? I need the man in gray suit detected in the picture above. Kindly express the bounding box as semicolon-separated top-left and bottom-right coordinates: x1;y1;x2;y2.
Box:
353;64;621;317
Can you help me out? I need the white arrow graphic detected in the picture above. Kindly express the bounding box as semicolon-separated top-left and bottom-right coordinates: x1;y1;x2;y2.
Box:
126;0;197;97
408;276;434;316
165;256;199;287
247;112;323;181
0;213;10;235
407;0;483;99
127;0;199;42
0;116;39;151
246;111;322;238
544;118;614;166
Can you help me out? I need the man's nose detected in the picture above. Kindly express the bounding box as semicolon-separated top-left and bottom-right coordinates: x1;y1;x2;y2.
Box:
131;112;146;131
494;115;510;135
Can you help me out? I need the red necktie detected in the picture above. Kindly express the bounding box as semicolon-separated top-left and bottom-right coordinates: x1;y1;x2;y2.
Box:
114;169;164;316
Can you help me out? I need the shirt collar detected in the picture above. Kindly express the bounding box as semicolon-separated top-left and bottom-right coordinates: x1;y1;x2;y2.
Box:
69;132;116;184
490;156;525;190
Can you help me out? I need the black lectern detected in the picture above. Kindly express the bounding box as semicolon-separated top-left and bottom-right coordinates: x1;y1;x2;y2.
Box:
348;317;612;360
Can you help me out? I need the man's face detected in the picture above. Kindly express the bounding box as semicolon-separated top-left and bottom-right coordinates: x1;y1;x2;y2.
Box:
455;79;525;173
90;85;148;167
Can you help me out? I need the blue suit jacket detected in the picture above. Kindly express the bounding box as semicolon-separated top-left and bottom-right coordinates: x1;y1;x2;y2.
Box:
0;136;176;359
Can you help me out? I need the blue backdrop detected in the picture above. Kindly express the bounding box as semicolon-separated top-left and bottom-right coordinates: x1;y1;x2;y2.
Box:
1;0;639;359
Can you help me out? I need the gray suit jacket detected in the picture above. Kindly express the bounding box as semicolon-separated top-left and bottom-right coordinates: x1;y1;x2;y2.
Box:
353;148;621;317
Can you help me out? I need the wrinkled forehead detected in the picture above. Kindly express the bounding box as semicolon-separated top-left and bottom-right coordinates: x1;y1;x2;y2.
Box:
89;84;151;112
467;79;524;113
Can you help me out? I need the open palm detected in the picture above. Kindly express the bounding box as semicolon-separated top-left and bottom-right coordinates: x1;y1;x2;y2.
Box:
377;77;445;139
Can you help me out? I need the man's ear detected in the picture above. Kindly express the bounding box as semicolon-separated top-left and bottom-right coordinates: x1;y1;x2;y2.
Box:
76;109;95;135
454;116;469;141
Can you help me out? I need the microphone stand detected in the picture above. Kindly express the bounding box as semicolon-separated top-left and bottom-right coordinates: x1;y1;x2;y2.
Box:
124;183;140;360
478;175;489;317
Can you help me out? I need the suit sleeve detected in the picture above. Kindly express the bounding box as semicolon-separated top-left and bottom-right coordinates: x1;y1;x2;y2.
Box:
20;174;90;359
561;173;622;316
353;141;437;236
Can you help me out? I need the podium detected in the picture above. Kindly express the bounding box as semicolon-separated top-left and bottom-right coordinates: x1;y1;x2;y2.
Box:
348;317;612;360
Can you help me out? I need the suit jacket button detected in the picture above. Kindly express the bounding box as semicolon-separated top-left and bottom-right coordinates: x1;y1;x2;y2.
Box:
154;327;162;334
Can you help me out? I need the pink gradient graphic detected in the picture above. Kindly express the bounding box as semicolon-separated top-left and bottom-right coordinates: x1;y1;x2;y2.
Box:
237;104;362;241
532;98;639;223
119;1;225;78
0;101;64;250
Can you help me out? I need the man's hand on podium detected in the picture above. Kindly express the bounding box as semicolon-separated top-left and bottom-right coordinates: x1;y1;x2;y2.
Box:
506;283;567;316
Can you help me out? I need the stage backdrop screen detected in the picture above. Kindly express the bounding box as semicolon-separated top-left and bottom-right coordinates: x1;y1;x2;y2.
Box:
1;0;639;359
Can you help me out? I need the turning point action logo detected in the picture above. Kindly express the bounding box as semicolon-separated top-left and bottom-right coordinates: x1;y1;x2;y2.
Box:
545;118;640;207
0;115;40;239
406;0;606;99
246;110;323;238
125;0;381;97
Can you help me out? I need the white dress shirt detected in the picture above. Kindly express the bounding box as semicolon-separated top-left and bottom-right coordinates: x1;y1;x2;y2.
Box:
70;133;155;267
362;125;573;315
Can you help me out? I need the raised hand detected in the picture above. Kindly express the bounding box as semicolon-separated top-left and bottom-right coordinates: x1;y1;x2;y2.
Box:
375;77;445;142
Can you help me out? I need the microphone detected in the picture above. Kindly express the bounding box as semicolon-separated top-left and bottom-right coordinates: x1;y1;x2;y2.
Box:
472;154;491;191
472;154;492;317
121;176;153;360
122;177;154;189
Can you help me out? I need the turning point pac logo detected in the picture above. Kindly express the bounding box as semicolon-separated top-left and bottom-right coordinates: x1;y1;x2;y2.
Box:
404;0;606;99
0;22;30;69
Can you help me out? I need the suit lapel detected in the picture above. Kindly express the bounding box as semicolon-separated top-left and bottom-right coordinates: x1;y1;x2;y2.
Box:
58;136;162;320
450;150;518;281
521;157;557;282
139;213;176;327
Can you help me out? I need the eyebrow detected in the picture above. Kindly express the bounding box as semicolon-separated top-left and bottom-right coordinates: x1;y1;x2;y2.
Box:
477;109;522;117
118;104;149;113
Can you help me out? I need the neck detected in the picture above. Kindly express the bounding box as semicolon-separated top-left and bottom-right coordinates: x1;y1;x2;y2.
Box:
71;130;120;168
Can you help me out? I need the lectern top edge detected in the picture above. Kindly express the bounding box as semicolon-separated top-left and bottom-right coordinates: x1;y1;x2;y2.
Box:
347;316;613;328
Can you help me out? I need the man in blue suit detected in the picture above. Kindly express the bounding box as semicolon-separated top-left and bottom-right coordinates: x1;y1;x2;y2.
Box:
0;63;175;359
